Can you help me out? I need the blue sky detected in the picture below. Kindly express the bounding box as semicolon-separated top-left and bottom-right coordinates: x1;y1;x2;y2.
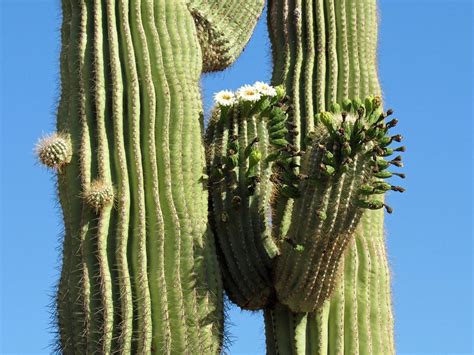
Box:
1;0;472;354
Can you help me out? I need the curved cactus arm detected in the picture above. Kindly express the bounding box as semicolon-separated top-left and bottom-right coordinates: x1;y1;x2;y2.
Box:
187;0;265;72
274;100;404;312
205;85;286;309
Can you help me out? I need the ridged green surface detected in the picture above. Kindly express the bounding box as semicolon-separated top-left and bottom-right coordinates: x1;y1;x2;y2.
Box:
264;0;397;353
206;93;288;309
265;212;395;354
188;0;265;72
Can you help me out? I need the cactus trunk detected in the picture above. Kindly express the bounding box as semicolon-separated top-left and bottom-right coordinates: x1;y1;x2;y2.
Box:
264;0;395;353
55;0;225;353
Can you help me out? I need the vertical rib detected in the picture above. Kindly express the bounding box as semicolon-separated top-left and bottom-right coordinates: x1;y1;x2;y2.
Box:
119;0;153;351
91;1;114;351
104;1;134;352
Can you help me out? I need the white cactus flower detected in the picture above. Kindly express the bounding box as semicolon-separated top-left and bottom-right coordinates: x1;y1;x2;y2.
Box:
236;84;262;102
214;90;236;106
253;81;277;97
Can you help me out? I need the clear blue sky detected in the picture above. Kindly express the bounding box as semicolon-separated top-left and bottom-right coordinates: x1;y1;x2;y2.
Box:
1;0;472;354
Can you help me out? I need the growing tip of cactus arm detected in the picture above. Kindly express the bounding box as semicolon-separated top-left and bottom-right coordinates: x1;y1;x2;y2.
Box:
187;0;265;72
273;99;405;312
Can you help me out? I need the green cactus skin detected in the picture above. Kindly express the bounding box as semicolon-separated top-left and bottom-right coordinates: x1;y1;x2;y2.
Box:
45;0;263;353
206;92;289;309
274;102;403;313
188;0;265;72
264;0;397;353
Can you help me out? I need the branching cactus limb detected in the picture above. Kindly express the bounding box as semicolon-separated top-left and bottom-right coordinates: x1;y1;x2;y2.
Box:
206;84;289;309
38;0;263;353
188;0;265;72
263;0;399;353
274;100;404;312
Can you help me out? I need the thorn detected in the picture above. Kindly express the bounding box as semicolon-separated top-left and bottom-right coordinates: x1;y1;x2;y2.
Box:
386;109;394;116
393;172;406;179
394;146;406;152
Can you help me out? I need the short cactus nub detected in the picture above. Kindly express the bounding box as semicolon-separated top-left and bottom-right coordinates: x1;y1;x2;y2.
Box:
84;180;114;213
36;132;71;170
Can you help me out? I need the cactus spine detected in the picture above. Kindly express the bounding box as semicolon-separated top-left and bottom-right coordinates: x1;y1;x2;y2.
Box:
264;0;397;353
41;0;264;353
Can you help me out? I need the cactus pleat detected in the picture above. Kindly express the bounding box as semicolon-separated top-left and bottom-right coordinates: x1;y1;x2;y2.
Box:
188;0;265;72
263;0;398;353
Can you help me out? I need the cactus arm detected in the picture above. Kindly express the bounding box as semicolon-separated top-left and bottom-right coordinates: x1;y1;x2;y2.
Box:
187;0;265;72
206;105;276;309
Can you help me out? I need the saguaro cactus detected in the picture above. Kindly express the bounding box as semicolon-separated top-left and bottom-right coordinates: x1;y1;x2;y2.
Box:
37;0;263;353
39;0;401;353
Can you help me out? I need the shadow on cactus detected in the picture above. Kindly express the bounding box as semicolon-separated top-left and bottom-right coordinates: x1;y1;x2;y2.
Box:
206;85;405;313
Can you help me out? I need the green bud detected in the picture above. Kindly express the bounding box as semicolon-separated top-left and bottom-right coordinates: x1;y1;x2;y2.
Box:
265;152;281;163
375;158;390;170
271;138;289;147
269;121;286;133
359;184;375;194
342;98;352;111
270;128;289;139
352;97;363;112
355;199;384;210
329;102;341;114
275;85;286;101
342;142;352;157
373;170;392;179
323;151;335;165
294;245;305;252
379;135;392;147
364;96;375;113
248;149;262;169
226;154;239;169
320;164;336;176
317;211;327;220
